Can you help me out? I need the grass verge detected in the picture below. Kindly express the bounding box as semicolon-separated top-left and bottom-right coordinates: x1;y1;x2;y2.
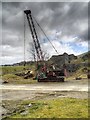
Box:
5;98;88;119
1;73;37;84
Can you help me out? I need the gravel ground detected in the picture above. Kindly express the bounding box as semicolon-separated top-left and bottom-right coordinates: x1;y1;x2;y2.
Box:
1;79;88;100
0;79;89;119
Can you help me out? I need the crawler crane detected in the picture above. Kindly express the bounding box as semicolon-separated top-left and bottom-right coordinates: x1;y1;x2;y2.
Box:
24;10;66;82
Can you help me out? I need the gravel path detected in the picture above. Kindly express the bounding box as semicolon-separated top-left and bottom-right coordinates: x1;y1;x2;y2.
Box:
0;79;89;119
0;79;88;100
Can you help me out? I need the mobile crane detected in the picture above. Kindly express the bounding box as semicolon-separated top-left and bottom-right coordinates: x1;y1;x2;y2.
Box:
24;10;66;82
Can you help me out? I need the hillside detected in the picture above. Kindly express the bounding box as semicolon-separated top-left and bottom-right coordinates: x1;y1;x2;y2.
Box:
4;51;89;73
48;52;77;67
77;51;89;58
1;51;89;84
4;51;88;68
48;51;89;73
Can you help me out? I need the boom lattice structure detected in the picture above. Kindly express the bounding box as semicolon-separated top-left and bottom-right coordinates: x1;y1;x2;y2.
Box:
24;10;44;62
24;10;66;82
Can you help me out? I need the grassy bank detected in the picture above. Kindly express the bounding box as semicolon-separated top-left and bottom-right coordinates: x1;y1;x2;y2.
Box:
0;64;88;84
1;65;35;75
0;65;37;84
4;98;88;119
1;74;37;84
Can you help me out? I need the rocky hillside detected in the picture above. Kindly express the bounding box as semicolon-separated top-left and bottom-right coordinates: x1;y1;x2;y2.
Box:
10;51;89;73
48;52;77;66
48;51;89;72
78;51;90;61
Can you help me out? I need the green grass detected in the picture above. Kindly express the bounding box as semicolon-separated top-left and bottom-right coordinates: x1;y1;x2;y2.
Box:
66;66;89;80
0;65;37;84
1;73;37;84
1;65;35;75
0;64;89;84
9;98;88;118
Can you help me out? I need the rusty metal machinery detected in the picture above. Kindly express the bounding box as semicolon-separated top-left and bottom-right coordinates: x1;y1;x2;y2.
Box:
24;10;66;82
24;10;44;62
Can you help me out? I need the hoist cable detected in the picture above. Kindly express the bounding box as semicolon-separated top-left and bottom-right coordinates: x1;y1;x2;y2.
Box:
24;13;26;67
32;15;59;55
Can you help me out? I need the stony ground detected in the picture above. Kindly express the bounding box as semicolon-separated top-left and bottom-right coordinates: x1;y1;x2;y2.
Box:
0;79;89;119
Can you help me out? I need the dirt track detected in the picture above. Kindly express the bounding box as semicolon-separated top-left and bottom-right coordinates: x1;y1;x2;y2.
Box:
0;79;89;119
0;79;88;100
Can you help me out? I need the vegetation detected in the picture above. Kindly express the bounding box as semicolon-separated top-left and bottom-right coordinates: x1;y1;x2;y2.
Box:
0;51;89;83
1;74;37;84
6;98;88;118
1;65;35;75
66;66;88;80
0;65;37;84
0;64;88;83
1;52;89;119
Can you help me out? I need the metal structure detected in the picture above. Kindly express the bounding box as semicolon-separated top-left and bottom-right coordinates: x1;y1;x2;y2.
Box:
24;10;44;62
24;10;66;82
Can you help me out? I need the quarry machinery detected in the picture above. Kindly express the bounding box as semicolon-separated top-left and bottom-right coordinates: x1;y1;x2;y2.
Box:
24;10;66;82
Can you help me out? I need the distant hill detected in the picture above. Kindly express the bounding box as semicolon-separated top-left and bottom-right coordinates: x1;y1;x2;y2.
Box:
77;51;90;61
48;51;89;72
3;51;89;73
48;52;77;67
12;52;77;68
12;61;34;66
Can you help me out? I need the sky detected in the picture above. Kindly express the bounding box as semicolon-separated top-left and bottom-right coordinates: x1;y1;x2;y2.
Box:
0;1;89;65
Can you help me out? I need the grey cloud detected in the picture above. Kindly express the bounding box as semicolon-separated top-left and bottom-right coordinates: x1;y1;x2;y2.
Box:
2;2;88;64
2;2;88;35
43;2;88;39
26;2;88;43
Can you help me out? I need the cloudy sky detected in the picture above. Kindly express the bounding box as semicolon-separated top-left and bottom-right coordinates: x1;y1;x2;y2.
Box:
1;2;88;65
